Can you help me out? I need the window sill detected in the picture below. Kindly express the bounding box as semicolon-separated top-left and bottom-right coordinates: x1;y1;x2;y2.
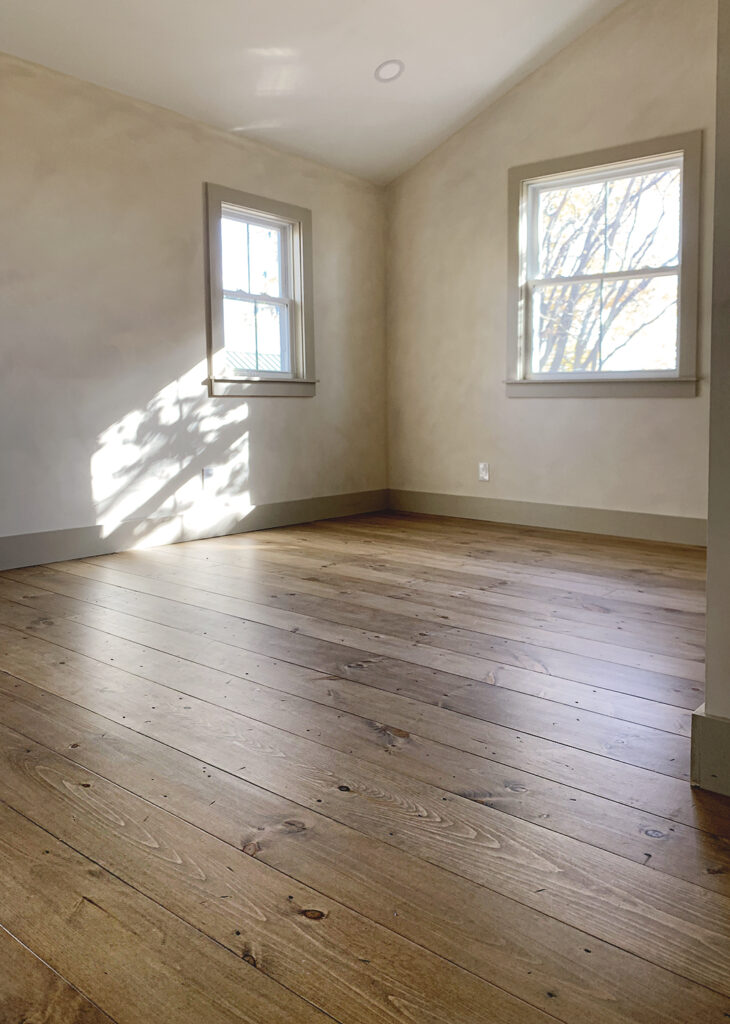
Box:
505;377;698;398
208;378;317;398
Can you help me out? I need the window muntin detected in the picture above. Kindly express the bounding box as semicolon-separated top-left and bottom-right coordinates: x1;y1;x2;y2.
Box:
523;154;683;378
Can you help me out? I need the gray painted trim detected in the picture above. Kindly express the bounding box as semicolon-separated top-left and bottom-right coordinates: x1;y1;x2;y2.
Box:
0;490;387;571
1;485;704;572
208;378;317;398
506;378;698;398
388;490;706;546
691;705;730;798
703;2;730;722
506;130;703;396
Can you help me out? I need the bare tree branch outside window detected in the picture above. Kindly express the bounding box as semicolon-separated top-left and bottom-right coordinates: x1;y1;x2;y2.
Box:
527;162;681;375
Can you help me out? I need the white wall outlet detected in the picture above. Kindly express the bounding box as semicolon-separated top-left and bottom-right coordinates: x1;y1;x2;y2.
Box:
202;466;215;485
478;462;490;481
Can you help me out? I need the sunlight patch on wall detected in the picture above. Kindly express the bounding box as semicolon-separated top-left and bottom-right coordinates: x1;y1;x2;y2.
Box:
91;359;255;548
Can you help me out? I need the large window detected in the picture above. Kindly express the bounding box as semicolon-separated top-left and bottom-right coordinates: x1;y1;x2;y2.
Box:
507;133;701;397
205;184;315;397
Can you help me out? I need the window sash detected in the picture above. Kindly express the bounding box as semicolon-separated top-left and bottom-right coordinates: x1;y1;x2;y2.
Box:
524;157;684;280
221;292;293;379
522;156;684;380
240;216;293;376
215;202;301;379
221;210;292;294
524;275;681;380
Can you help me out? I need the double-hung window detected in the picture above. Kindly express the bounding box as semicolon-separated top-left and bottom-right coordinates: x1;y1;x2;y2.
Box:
206;184;315;397
507;132;701;396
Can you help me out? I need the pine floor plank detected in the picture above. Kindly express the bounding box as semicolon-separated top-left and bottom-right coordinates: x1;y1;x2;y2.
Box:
1;567;696;736
1;624;730;997
0;583;692;778
134;541;707;661
182;527;707;610
152;518;709;629
0;593;728;893
174;519;707;593
309;512;704;577
82;544;706;677
0;721;545;1024
0;926;115;1024
67;550;707;701
0;803;332;1024
0;593;724;838
1;512;728;1024
2;674;729;1024
305;516;708;586
186;536;706;631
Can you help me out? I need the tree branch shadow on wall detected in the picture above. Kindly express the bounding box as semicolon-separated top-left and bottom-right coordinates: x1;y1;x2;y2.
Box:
91;359;255;553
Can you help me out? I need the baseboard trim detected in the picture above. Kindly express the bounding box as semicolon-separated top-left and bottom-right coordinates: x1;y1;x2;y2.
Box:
691;705;730;797
387;490;707;546
0;489;388;571
0;486;705;570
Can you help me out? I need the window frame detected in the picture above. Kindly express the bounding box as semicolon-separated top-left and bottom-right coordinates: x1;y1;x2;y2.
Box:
506;131;702;398
205;183;316;398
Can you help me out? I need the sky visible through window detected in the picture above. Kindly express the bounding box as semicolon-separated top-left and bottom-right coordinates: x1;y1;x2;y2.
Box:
529;165;681;375
221;215;289;374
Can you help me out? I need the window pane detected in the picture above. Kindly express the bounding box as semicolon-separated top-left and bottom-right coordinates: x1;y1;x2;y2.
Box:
221;217;250;292
248;223;283;297
531;275;678;374
222;297;289;374
531;281;602;373
221;217;283;297
605;169;681;273
537;182;606;279
600;275;678;371
222;296;255;370
536;165;681;280
255;302;290;372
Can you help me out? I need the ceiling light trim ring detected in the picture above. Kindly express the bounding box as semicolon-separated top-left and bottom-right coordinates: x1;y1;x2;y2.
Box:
374;59;405;83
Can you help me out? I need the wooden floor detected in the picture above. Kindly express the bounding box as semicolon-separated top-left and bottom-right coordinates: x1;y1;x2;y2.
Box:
1;512;730;1024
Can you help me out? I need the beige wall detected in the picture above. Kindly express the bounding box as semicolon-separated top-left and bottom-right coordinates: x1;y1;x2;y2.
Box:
387;0;717;520
0;53;387;548
0;0;719;556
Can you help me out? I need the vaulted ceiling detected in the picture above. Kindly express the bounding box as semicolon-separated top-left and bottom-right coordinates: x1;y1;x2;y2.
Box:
0;0;624;182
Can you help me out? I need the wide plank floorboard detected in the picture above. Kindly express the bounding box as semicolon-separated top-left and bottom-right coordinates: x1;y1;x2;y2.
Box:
2;511;730;1024
0;926;115;1024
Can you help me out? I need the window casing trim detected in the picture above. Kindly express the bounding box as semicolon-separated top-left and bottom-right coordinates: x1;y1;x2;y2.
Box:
205;183;316;397
506;131;702;397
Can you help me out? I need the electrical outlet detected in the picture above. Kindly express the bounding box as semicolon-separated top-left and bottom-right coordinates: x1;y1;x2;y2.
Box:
202;466;214;485
478;462;490;481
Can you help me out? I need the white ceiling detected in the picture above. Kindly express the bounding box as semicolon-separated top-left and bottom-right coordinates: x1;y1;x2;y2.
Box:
0;0;624;182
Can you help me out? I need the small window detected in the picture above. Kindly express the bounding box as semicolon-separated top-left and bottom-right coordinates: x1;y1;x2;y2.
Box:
205;184;315;397
507;133;701;397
